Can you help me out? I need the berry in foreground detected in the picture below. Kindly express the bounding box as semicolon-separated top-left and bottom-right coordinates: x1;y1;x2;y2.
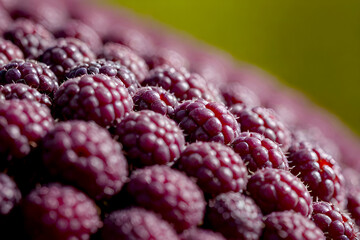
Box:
179;228;225;240
347;187;360;227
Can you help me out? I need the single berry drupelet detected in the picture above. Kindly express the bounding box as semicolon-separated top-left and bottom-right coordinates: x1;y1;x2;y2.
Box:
0;99;54;162
231;132;288;173
127;165;206;232
179;228;225;240
247;168;313;216
22;184;102;240
4;18;55;59
0;173;21;217
176;141;248;195
102;208;179;240
173;99;239;144
38;38;95;81
262;211;325;240
347;187;360;227
206;192;263;240
0;59;59;95
66;59;140;96
133;86;179;116
41;120;128;200
0;83;51;107
234;106;292;151
220;81;261;110
145;48;189;70
99;43;149;83
53;74;133;128
114;110;185;167
312;201;359;240
288;141;345;206
0;38;23;66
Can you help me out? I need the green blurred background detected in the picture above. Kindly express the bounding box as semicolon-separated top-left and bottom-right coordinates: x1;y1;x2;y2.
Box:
106;0;360;135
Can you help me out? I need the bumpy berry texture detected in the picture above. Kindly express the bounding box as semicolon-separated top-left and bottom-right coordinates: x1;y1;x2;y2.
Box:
133;86;179;116
234;106;292;151
0;173;21;216
173;99;240;144
347;188;360;227
231;132;288;173
220;82;261;110
0;99;54;162
53;74;133;128
38;38;95;81
0;83;51;107
142;65;219;102
288;141;345;206
176;142;248;195
23;184;102;240
206;192;263;240
41;121;128;200
4;19;55;59
66;59;139;96
102;208;179;240
247;168;313;216
312;201;359;240
262;211;325;240
114;110;185;167
0;38;23;65
99;43;149;83
179;228;225;240
145;48;189;70
127;165;206;232
0;59;59;95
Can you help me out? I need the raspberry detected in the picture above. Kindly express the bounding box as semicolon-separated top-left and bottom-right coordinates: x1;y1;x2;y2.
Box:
231;132;289;173
53;74;133;128
127;165;206;232
99;43;149;83
234;106;292;151
179;228;225;240
312;201;359;240
66;59;140;96
145;48;189;70
247;168;313;216
38;38;95;81
288;141;345;206
0;38;24;66
142;65;219;102
0;59;59;95
176;142;248;195
220;82;261;110
23;184;102;240
262;211;325;240
102;208;179;240
173;99;239;144
0;99;54;162
0;83;51;107
4;19;55;59
0;173;21;216
347;188;360;227
133;86;179;116
54;20;102;54
114;110;185;167
206;192;263;240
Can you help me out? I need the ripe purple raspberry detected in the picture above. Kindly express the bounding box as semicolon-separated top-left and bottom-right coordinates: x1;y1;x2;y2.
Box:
133;86;179;116
145;48;189;70
231;132;288;173
0;38;23;66
99;43;149;83
247;168;313;216
102;208;179;240
312;201;359;240
114;110;185;167
0;99;54;162
0;59;59;95
173;99;240;144
288;141;345;206
0;173;21;216
234;106;292;151
23;184;102;240
127;165;206;232
0;83;51;107
262;211;325;240
220;82;261;110
66;59;140;96
53;74;133;128
206;192;263;240
39;38;95;81
4;19;55;59
179;228;225;240
347;187;360;227
176;141;248;195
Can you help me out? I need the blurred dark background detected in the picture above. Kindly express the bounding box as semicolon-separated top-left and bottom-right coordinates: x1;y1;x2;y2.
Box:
106;0;360;135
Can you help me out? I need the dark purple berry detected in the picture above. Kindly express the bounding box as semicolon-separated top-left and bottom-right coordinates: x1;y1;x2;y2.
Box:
0;38;23;66
347;187;360;227
179;228;225;240
0;173;21;216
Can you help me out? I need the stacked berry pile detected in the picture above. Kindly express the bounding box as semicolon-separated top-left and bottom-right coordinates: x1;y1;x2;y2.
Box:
0;0;359;239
